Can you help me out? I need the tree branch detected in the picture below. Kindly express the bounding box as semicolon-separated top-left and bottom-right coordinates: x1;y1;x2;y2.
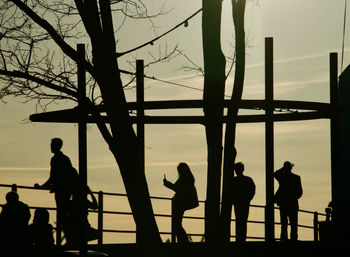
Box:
0;69;78;98
10;0;96;77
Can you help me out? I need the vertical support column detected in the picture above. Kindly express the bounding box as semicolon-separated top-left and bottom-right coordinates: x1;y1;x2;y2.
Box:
313;211;319;242
171;199;176;243
98;191;104;245
265;37;275;242
77;43;88;256
136;59;145;244
330;53;339;230
78;44;87;190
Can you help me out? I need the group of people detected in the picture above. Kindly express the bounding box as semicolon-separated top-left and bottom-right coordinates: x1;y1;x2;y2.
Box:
164;160;303;243
0;137;99;254
0;136;303;249
0;191;54;255
34;137;99;248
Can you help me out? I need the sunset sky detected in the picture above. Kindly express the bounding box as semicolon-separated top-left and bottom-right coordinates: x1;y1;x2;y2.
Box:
0;0;349;243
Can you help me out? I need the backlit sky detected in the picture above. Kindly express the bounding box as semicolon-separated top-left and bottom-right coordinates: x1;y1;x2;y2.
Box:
0;0;349;242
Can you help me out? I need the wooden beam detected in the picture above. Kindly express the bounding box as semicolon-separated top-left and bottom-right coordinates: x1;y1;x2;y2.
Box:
265;37;275;242
30;111;331;124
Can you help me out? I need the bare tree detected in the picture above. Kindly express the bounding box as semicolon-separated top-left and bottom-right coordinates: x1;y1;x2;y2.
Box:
0;0;176;245
201;0;226;243
220;0;247;242
201;0;246;243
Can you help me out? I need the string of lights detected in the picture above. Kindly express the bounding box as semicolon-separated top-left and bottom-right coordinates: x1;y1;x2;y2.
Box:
117;8;203;57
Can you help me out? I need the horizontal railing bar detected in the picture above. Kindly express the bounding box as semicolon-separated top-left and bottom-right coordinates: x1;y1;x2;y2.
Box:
0;184;325;217
101;229;265;240
0;183;325;242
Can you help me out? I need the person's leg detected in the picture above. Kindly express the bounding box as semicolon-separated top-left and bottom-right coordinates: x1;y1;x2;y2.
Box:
279;205;288;241
234;204;249;242
289;205;299;241
173;208;188;243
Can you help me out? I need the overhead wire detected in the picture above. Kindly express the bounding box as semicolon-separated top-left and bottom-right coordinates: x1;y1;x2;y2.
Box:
145;75;205;93
342;0;348;72
117;8;202;57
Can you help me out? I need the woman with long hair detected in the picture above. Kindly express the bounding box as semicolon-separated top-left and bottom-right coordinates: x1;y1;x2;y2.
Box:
163;162;198;243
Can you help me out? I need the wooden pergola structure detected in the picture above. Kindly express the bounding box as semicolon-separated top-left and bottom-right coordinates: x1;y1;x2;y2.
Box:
30;38;340;243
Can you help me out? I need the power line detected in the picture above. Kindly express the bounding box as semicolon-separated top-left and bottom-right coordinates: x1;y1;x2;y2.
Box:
342;0;348;72
145;75;204;93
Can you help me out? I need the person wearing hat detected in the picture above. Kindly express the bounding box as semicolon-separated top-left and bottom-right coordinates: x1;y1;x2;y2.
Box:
274;161;303;241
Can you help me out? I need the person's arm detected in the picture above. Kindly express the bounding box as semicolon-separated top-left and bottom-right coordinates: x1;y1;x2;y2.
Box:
163;179;177;191
37;158;55;189
87;187;98;210
274;167;285;179
39;176;52;189
296;176;303;199
249;178;256;201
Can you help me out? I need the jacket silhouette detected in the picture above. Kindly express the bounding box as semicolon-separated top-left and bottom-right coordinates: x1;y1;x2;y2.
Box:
274;161;303;241
0;191;31;253
231;162;255;242
163;162;198;243
28;208;54;251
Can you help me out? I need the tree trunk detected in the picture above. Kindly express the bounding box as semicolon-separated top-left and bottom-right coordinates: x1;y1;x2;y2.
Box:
220;0;246;243
87;1;161;245
202;0;226;244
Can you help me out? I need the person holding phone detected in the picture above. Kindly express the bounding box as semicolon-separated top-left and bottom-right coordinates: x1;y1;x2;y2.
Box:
163;162;198;243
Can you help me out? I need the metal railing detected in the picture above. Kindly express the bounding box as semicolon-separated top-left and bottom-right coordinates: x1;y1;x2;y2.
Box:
0;183;326;244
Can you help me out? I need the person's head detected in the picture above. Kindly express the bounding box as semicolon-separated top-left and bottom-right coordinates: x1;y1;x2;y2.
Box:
234;162;245;176
283;161;294;172
177;162;194;181
5;191;19;205
33;208;50;224
51;138;63;153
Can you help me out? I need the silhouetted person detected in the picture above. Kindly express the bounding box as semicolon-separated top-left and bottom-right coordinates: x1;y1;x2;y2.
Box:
0;191;31;252
35;138;79;224
274;161;303;241
63;186;99;247
231;162;255;243
163;162;198;243
28;208;54;253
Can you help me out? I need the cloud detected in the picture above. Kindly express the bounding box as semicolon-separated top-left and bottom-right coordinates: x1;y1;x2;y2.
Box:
0;166;47;171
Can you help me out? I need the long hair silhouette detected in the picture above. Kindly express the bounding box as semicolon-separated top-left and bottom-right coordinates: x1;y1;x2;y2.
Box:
177;162;195;182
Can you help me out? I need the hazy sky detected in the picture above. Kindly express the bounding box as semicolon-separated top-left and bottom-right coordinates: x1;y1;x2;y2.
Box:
0;0;349;242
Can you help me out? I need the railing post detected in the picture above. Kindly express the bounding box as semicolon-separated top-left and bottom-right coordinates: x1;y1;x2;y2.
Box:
98;191;104;245
313;211;319;242
171;199;176;243
11;184;17;192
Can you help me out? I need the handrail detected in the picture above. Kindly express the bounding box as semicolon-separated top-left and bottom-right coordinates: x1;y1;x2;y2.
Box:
0;183;326;244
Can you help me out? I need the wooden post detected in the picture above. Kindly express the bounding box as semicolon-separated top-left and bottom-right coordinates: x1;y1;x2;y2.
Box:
78;43;88;256
330;52;339;232
171;199;176;243
265;37;275;242
78;44;87;191
313;211;319;241
136;60;145;244
98;191;104;245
